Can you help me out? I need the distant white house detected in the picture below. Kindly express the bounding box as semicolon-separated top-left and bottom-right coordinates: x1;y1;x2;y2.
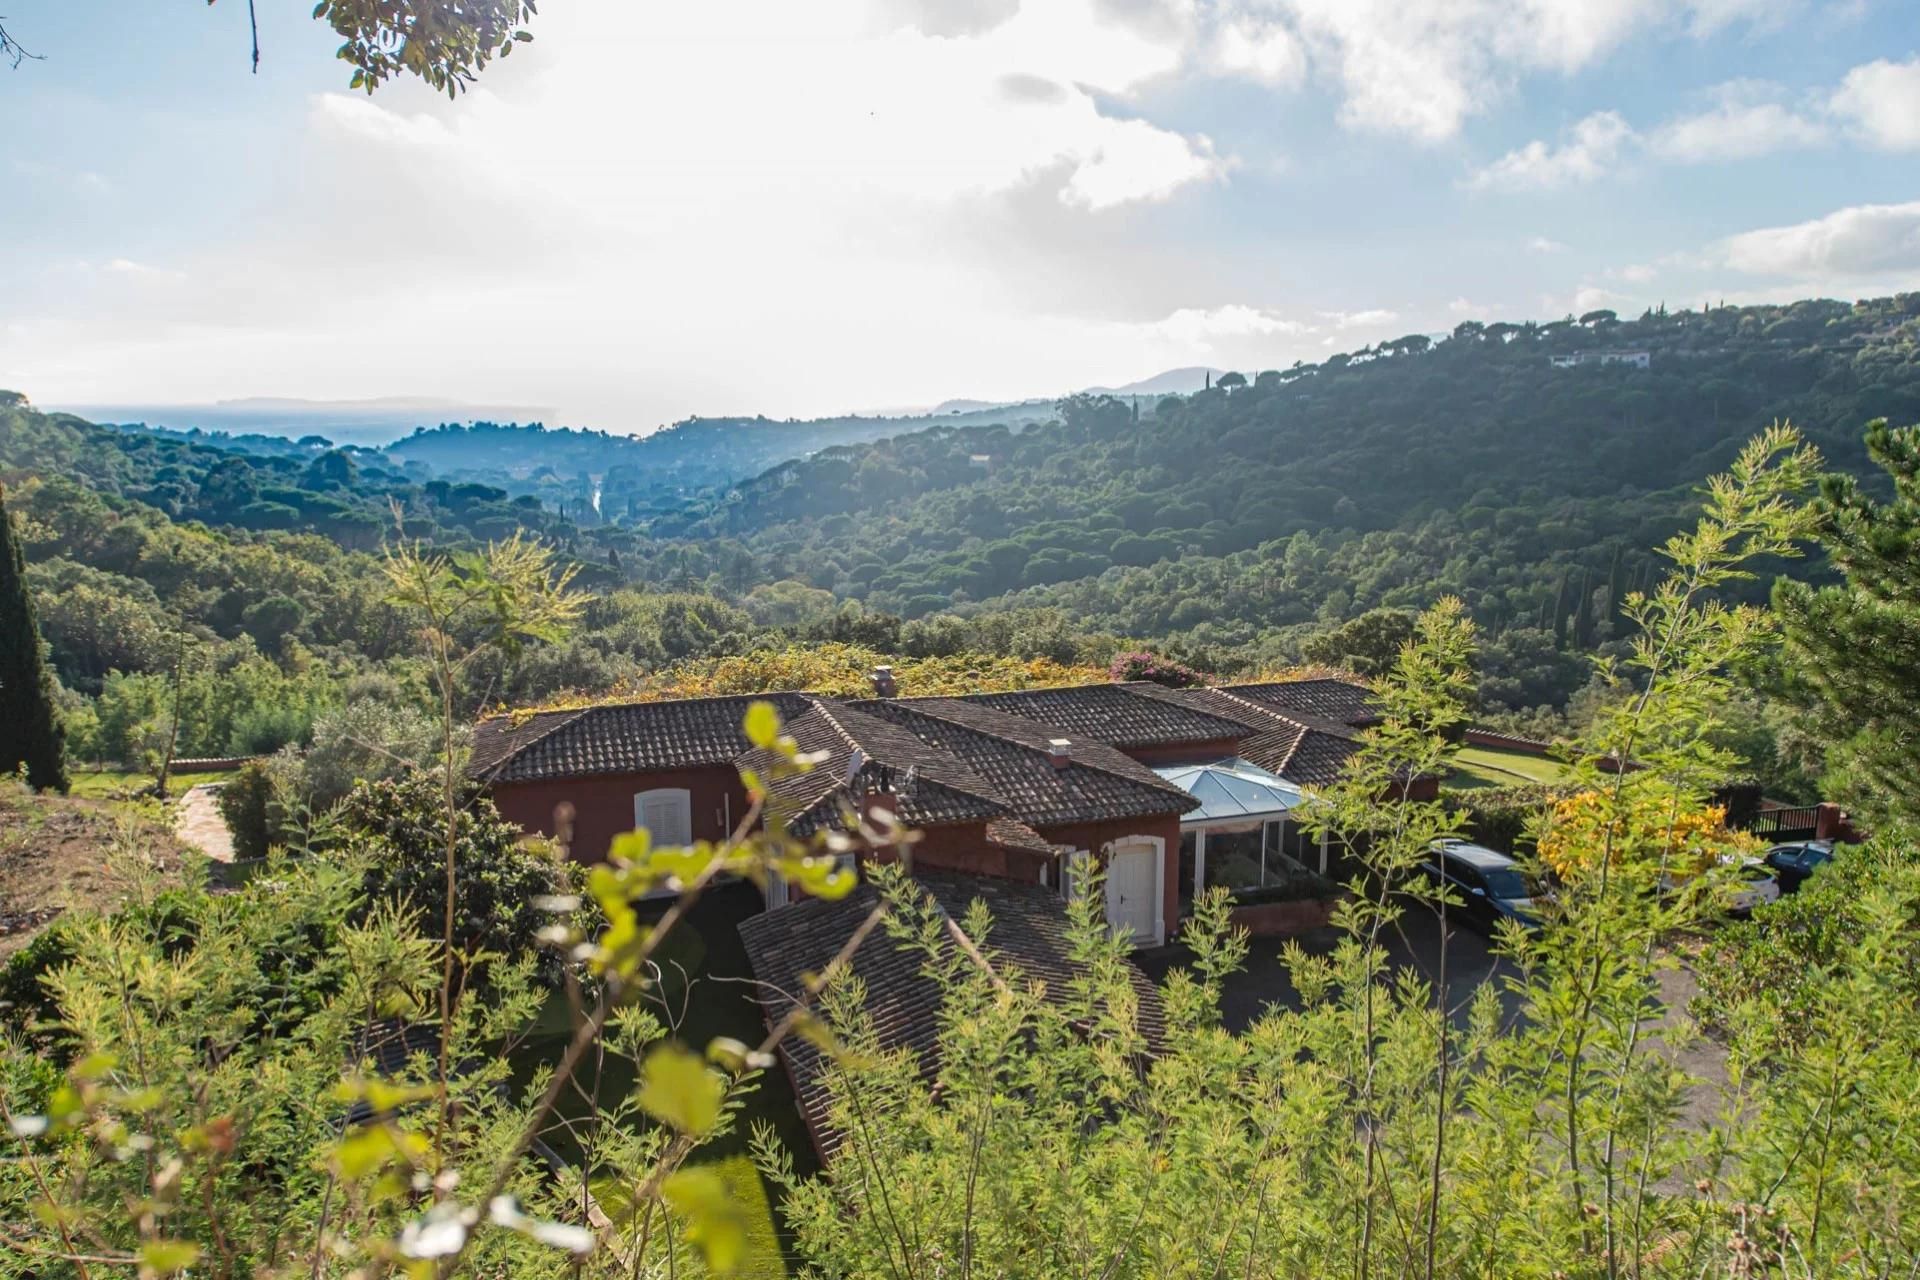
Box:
1550;350;1651;370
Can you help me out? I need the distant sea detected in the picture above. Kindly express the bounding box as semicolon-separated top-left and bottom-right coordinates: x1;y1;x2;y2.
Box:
48;399;556;450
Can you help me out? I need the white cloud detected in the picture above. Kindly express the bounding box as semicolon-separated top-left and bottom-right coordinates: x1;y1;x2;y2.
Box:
5;0;1247;422
1468;111;1634;190
1719;201;1920;278
312;93;456;148
1259;0;1786;143
1616;263;1659;283
102;258;186;282
1649;86;1827;161
1061;117;1226;209
1829;56;1920;150
1149;304;1310;346
1211;17;1306;87
1322;307;1399;329
1527;235;1569;253
1573;285;1625;313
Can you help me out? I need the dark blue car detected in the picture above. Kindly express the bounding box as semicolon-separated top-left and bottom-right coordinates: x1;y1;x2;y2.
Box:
1420;839;1544;934
1763;840;1834;894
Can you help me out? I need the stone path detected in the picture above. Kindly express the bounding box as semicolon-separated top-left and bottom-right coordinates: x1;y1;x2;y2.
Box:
173;783;234;862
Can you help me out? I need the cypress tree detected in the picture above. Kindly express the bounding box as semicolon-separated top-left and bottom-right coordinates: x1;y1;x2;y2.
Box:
1572;567;1595;648
1550;571;1571;648
0;484;68;791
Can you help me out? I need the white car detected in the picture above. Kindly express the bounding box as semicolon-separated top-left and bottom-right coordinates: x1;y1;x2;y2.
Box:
1658;856;1781;916
1725;857;1781;915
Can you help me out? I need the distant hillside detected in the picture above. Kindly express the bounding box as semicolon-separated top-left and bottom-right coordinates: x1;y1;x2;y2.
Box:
1085;366;1223;397
637;296;1920;659
899;368;1221;417
0;393;576;553
382;402;1062;521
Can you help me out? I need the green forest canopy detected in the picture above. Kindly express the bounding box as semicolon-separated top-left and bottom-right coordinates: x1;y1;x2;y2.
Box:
4;293;1918;765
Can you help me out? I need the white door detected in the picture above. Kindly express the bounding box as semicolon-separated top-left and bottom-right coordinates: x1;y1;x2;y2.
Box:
1104;841;1162;946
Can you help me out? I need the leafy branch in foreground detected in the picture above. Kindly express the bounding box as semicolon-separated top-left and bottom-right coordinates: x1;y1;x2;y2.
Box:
309;0;538;96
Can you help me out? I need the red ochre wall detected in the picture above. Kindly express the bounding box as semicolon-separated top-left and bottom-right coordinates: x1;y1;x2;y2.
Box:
489;771;1186;941
1035;813;1184;941
861;821;1056;884
487;765;749;865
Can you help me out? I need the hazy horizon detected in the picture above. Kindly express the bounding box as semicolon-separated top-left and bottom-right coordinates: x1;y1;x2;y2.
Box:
6;1;1919;426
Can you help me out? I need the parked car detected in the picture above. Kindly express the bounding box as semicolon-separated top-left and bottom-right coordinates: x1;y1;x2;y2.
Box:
1725;857;1783;916
1420;840;1544;934
1658;855;1782;917
1763;840;1834;894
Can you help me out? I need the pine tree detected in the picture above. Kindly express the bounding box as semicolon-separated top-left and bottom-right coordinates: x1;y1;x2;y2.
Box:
1776;419;1920;827
0;484;68;791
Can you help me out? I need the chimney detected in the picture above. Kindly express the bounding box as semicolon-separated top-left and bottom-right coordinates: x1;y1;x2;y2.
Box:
870;665;897;698
1047;738;1074;770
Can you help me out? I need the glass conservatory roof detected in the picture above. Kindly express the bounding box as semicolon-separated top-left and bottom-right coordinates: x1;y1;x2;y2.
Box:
1152;757;1306;825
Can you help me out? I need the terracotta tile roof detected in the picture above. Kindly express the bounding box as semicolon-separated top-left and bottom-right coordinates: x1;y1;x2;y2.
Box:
737;870;1165;1155
1127;684;1369;790
848;697;1198;827
470;692;815;783
1217;678;1380;727
985;817;1064;855
1236;714;1363;788
1121;684;1279;730
966;682;1257;748
470;676;1378;809
736;698;1007;835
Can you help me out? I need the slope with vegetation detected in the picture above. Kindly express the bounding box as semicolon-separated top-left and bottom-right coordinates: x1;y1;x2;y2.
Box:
8;296;1918;797
6;425;1920;1278
644;296;1919;671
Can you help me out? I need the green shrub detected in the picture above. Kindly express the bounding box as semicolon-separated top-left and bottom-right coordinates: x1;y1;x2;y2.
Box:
216;758;279;859
1454;782;1566;853
338;770;582;985
1693;839;1920;1063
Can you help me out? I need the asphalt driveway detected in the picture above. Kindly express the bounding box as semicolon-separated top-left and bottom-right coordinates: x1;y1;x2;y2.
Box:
1136;899;1730;1138
1137;898;1524;1032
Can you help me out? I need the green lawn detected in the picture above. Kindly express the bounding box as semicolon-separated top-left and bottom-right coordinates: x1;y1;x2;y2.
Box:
65;770;228;799
1444;745;1572;791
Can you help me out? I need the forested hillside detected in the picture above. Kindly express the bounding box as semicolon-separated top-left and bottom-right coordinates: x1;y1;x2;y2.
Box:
6;294;1919;767
383;401;1058;521
645;296;1920;662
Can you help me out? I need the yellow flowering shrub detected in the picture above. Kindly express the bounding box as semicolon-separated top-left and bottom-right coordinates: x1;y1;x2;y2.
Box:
1537;789;1761;881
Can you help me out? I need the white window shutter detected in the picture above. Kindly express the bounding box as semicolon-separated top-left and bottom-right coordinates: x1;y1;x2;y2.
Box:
634;789;693;847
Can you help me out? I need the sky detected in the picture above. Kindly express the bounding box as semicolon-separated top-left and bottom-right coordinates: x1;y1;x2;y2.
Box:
3;0;1919;432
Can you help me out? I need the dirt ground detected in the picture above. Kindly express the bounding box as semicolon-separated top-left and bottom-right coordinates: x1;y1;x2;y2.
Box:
0;784;189;959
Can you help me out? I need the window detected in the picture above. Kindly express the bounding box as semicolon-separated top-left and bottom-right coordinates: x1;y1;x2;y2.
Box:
1187;819;1310;902
1203;825;1264;893
634;788;693;848
1060;849;1091;901
1481;867;1530;899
